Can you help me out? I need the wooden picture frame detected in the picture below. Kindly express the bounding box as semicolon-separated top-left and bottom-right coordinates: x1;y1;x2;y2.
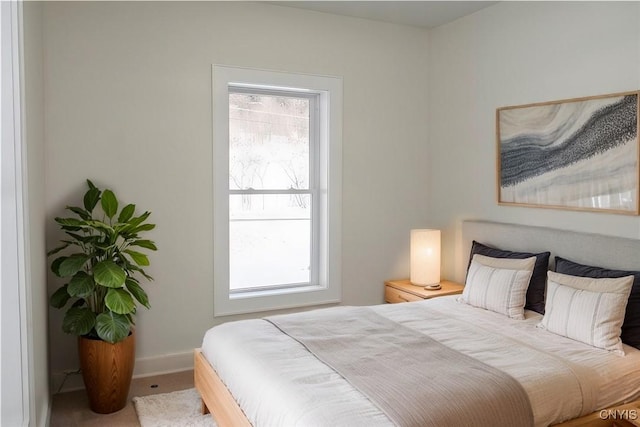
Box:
496;91;640;214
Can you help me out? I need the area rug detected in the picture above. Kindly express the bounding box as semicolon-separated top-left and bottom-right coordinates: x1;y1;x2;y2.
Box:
133;388;216;427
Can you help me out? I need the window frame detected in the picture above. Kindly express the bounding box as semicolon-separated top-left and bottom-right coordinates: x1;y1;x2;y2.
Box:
212;65;342;316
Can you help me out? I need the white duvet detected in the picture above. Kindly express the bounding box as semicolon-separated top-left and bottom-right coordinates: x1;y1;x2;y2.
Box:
202;296;640;426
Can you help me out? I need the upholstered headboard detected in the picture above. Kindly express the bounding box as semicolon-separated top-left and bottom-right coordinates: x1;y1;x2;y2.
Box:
461;220;640;277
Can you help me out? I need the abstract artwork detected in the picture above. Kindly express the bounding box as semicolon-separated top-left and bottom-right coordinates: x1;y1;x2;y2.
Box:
497;91;639;214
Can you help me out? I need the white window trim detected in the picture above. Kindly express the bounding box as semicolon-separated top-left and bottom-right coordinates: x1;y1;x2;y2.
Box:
212;65;342;317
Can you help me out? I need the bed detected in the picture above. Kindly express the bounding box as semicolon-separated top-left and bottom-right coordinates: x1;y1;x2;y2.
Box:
194;220;640;426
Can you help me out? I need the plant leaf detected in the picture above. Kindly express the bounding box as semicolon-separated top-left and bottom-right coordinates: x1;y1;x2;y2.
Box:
83;187;101;212
101;189;118;219
67;271;95;298
93;260;126;288
87;179;96;190
50;284;72;308
62;307;96;336
83;220;115;236
125;278;150;309
128;211;151;226
129;223;155;234
55;217;85;226
58;254;90;277
124;263;154;281
95;312;130;343
64;232;85;241
93;241;117;251
66;206;91;220
105;288;135;314
129;240;157;251
118;204;136;223
124;313;135;324
55;217;85;231
71;299;85;308
65;232;100;245
124;249;149;266
51;256;66;276
47;243;70;257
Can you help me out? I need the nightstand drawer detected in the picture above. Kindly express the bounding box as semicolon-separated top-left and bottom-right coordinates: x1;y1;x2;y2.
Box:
384;287;424;303
384;280;464;303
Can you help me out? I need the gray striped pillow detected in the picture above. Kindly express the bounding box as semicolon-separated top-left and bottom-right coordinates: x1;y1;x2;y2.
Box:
538;271;634;355
459;254;536;319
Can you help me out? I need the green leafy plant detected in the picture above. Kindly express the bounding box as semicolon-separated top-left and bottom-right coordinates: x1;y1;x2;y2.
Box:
49;180;157;343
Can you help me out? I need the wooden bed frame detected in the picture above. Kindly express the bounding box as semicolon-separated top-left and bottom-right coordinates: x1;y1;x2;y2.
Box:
194;349;251;427
194;220;640;427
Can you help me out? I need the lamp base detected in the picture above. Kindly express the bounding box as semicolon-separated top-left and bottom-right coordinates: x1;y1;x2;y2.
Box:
409;281;442;290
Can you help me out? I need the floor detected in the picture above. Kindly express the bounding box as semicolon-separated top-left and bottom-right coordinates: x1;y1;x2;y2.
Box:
49;370;195;427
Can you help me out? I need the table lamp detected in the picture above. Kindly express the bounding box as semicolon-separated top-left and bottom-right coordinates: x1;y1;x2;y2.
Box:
410;229;441;290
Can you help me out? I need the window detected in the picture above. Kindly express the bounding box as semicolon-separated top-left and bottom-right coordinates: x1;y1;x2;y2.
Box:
212;65;342;316
228;89;315;291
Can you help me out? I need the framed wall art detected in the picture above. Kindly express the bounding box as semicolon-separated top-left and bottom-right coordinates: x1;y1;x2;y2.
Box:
496;91;640;215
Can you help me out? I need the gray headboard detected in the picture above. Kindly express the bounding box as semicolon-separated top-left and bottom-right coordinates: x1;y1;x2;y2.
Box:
461;220;640;277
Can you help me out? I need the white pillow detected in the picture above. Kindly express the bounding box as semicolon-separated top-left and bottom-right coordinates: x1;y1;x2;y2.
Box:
459;254;536;319
538;271;634;355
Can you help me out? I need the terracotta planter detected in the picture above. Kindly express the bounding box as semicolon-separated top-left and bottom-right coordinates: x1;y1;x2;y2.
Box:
78;332;135;414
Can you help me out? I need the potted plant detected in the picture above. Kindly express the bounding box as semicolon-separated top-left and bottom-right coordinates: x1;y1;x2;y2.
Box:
49;179;157;413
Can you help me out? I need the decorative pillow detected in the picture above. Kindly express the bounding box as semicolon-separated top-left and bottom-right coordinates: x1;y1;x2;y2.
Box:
555;256;640;350
538;271;634;355
468;241;550;314
460;254;536;320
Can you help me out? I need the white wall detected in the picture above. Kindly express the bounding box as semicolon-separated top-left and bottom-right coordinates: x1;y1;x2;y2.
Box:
43;2;430;383
427;1;640;282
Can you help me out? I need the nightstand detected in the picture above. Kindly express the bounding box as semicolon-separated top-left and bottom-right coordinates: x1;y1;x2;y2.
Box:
384;279;464;304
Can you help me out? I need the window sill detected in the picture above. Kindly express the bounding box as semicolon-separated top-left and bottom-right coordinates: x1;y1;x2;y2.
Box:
231;284;327;300
214;283;340;317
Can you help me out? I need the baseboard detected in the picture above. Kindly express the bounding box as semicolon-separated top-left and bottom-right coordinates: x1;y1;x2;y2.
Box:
133;350;194;378
51;371;84;394
52;350;194;394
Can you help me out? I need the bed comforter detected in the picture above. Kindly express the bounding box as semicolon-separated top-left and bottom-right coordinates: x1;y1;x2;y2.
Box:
202;296;640;426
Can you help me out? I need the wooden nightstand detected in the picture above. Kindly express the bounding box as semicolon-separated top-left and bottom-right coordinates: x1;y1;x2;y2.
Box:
384;279;464;304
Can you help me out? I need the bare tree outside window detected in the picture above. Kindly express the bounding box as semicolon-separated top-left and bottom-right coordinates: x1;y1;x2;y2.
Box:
228;91;313;290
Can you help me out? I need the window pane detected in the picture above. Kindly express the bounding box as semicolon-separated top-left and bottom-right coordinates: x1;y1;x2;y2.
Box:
230;193;311;220
229;92;310;190
230;194;311;290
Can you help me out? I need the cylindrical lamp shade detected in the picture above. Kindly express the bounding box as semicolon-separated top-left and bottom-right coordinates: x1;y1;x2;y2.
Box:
410;229;441;286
